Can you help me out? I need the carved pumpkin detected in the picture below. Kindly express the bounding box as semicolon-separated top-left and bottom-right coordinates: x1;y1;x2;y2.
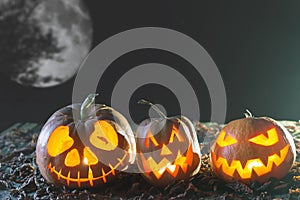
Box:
210;113;296;184
136;100;201;187
36;94;136;188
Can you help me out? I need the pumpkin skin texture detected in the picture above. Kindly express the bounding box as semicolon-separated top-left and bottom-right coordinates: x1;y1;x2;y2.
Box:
36;95;136;188
136;116;201;187
210;117;296;184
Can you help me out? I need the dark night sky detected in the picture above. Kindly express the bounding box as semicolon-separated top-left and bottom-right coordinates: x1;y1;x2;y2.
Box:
1;1;300;130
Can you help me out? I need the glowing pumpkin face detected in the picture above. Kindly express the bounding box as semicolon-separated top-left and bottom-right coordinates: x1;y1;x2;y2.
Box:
136;116;201;187
36;94;136;188
210;116;296;184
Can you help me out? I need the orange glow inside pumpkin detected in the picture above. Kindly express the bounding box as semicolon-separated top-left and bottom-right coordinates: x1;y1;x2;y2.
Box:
161;144;172;155
141;144;194;179
89;120;118;151
83;147;98;165
169;125;184;143
65;149;80;167
144;125;185;148
47;126;74;157
144;130;159;147
45;120;131;187
212;144;289;179
248;128;279;146
216;130;237;147
48;152;128;187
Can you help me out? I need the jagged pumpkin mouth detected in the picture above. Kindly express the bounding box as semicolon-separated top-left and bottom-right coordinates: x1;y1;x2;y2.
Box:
140;144;195;179
211;145;289;179
47;152;127;187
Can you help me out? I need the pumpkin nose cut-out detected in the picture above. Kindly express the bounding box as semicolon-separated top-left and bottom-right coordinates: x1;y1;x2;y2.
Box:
161;144;172;155
65;149;80;167
83;147;98;165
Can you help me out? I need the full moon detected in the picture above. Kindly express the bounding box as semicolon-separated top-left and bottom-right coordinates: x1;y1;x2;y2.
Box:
8;0;93;87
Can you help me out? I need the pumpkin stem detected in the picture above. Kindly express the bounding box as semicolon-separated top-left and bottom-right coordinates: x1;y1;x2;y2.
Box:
138;99;167;119
244;109;253;118
80;94;99;120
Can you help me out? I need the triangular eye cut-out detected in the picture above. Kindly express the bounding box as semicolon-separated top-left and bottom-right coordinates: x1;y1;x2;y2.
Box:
47;126;74;157
248;128;279;146
144;130;159;147
169;125;184;143
216;131;237;147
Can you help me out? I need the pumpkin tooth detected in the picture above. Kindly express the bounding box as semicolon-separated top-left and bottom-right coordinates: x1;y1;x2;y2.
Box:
167;165;176;173
185;144;194;167
260;155;269;167
88;167;94;187
109;164;115;175
117;158;125;166
77;171;81;187
181;163;188;173
67;171;71;186
268;145;289;167
102;168;107;183
158;166;167;176
50;166;55;173
274;148;282;158
211;145;290;179
167;165;180;177
57;169;62;180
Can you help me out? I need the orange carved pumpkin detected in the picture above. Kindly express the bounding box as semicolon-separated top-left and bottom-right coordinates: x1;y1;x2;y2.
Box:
135;100;201;187
36;94;136;188
210;113;296;184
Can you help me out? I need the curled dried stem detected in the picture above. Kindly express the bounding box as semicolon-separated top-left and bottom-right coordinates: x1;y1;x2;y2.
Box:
138;99;167;119
244;109;253;118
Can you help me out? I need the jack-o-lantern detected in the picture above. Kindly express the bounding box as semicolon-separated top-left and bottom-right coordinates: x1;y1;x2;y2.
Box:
210;112;296;184
36;94;136;188
136;100;201;187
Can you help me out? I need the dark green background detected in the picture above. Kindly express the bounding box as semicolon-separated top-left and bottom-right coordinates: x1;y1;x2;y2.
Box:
1;1;300;130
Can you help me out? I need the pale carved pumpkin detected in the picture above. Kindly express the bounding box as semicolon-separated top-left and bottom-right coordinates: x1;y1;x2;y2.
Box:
135;100;201;187
36;94;136;188
210;113;296;184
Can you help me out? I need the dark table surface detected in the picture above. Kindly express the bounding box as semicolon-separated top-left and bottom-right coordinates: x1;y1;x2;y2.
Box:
1;121;300;199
